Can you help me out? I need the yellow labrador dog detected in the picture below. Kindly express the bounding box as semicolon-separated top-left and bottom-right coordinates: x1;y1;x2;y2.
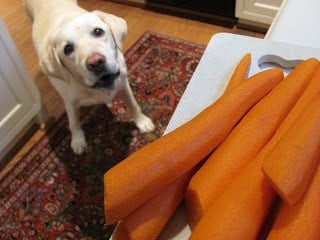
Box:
24;0;154;154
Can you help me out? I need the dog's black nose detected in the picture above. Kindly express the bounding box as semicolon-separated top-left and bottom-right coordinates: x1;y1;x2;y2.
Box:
86;53;106;73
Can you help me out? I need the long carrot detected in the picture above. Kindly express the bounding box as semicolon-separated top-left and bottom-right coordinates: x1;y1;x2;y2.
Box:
261;63;320;143
262;95;320;206
189;153;275;240
224;53;251;92
104;68;284;224
113;169;194;240
267;159;320;240
112;53;252;236
185;58;319;229
114;50;251;234
111;53;251;236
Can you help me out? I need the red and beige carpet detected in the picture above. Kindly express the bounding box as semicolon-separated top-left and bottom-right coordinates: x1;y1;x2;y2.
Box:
0;31;205;240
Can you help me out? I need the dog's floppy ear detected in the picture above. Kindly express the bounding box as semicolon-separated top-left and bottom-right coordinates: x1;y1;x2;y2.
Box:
92;10;127;50
39;37;70;82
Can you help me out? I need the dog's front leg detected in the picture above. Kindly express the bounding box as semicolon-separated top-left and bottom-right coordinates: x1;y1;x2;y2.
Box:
120;81;155;133
65;103;87;154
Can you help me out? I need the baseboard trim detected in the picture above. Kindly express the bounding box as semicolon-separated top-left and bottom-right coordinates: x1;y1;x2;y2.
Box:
237;19;269;33
106;0;145;8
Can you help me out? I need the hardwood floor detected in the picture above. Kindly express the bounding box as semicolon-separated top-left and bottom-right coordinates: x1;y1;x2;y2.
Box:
0;0;264;179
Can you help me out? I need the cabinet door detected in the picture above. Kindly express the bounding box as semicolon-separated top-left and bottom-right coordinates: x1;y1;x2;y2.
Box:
0;19;41;160
236;0;283;25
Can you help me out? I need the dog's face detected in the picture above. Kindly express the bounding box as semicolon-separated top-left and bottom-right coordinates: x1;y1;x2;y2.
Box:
41;12;127;89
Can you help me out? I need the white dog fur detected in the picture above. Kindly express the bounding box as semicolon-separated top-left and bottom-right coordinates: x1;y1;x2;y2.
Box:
24;0;155;154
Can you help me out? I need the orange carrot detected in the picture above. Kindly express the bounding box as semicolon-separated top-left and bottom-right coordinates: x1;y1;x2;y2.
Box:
189;152;275;240
267;160;320;240
185;58;319;229
112;53;252;237
104;68;284;224
113;169;194;240
262;95;320;206
224;53;251;92
260;64;320;207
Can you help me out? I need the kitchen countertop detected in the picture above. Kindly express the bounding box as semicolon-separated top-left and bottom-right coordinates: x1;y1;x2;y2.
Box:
265;0;320;48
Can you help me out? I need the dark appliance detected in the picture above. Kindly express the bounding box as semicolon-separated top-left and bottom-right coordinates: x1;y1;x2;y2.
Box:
146;0;237;27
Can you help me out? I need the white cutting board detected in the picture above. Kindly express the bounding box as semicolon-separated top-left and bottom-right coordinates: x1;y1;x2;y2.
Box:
158;33;320;239
164;32;320;135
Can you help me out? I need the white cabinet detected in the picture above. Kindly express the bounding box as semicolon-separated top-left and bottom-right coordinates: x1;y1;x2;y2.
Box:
0;18;46;161
236;0;284;26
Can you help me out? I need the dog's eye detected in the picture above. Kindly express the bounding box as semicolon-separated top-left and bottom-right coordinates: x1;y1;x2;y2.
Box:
93;28;105;37
64;44;74;55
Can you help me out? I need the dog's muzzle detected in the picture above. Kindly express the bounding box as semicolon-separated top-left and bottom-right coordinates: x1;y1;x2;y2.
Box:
92;71;120;89
86;53;120;89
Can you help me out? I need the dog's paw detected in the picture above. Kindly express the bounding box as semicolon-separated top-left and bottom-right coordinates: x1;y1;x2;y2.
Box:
134;114;155;133
71;130;88;155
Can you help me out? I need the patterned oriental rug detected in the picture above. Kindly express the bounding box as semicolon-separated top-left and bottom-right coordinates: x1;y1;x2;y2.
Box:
0;32;205;239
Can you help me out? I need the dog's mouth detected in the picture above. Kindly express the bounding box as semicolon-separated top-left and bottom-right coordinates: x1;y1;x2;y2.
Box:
92;71;120;89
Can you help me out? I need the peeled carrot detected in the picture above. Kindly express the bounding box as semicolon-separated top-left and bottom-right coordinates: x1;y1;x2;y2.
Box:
261;64;320;207
262;94;320;206
111;53;251;236
104;68;284;224
257;64;320;160
224;53;251;92
113;169;194;240
185;58;319;229
189;152;276;240
267;160;320;240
